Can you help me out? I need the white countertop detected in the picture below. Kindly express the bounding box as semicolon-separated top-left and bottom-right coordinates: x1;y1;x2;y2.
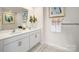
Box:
0;28;40;40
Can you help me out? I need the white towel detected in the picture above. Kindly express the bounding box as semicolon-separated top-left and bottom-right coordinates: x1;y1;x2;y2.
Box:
51;22;61;32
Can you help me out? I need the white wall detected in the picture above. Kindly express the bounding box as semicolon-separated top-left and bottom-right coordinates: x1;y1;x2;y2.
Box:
44;7;79;52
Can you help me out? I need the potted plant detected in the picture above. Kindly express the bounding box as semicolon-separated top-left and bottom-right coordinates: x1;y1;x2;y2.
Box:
29;16;37;23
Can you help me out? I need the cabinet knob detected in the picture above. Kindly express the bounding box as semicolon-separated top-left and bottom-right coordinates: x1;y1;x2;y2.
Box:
18;41;22;46
35;34;37;38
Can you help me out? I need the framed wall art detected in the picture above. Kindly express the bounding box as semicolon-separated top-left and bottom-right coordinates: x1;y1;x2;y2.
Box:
3;12;15;24
49;7;64;18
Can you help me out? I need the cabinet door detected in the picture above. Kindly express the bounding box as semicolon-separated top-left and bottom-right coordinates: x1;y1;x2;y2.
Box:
30;30;40;49
0;40;3;52
30;32;36;48
4;37;29;52
35;30;40;43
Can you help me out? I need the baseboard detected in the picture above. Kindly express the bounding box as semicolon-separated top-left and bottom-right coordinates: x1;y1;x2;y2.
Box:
45;42;76;52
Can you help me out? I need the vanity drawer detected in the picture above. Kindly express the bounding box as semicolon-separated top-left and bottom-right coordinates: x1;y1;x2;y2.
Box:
4;33;29;45
4;37;29;52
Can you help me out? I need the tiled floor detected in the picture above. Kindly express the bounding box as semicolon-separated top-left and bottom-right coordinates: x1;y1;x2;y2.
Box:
30;43;66;52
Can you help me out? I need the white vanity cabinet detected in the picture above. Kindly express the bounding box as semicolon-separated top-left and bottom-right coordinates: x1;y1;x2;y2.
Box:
0;40;3;52
0;28;41;52
4;33;29;52
29;30;40;49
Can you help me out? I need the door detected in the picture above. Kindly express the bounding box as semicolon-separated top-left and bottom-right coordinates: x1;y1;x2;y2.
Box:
0;40;3;52
29;30;40;49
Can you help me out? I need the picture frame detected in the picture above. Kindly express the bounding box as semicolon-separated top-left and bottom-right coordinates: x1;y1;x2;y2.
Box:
0;14;2;26
49;7;64;18
2;12;15;24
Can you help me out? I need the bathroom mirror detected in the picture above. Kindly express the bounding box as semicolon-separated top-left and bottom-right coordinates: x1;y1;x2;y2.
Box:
22;9;28;23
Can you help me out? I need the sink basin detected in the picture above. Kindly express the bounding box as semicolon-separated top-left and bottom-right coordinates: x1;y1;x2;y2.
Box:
0;29;22;39
0;28;30;37
0;29;20;35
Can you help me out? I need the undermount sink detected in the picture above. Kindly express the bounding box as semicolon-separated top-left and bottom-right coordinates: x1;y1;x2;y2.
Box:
10;29;23;34
0;29;25;39
10;28;30;34
0;29;21;35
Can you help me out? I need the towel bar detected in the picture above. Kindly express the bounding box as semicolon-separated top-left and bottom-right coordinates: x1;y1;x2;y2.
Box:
62;23;79;25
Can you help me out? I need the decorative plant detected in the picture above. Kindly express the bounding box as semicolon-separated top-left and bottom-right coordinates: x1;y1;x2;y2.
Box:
29;16;37;23
29;16;33;23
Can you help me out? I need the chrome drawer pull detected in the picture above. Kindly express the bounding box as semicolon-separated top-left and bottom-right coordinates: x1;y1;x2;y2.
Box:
18;41;22;46
35;34;37;38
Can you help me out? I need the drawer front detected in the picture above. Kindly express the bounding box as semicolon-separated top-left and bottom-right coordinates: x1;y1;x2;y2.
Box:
4;33;29;45
4;37;29;52
0;40;3;52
